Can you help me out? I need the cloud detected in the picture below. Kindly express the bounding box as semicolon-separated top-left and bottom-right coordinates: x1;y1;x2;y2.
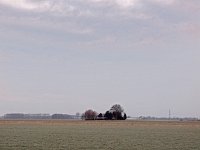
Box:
0;0;49;10
0;0;199;47
109;0;139;8
179;23;200;38
0;0;141;14
149;0;175;5
0;1;94;36
88;0;139;7
0;0;177;19
0;0;78;17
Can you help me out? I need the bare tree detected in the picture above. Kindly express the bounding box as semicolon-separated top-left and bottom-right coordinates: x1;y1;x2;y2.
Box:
110;104;124;113
84;109;97;120
110;104;124;120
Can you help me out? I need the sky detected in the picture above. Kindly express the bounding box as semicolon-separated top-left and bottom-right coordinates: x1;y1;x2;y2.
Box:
0;0;200;118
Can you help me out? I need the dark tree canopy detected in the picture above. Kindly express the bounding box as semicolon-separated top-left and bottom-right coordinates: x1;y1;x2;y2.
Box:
98;113;103;118
113;111;123;120
104;111;113;120
123;113;127;120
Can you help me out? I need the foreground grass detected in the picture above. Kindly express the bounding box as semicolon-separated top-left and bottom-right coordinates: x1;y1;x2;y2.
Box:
0;120;200;150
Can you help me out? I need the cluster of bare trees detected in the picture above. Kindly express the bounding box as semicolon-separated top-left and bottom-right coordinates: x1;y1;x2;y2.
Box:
82;104;127;120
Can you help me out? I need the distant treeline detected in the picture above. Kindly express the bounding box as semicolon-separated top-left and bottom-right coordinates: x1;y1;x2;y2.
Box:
138;116;199;121
2;113;80;120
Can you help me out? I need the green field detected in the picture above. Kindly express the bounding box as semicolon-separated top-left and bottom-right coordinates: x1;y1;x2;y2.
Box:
0;120;200;150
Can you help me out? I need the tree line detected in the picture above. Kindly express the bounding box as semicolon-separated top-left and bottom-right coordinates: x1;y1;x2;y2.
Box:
82;104;127;120
3;113;79;119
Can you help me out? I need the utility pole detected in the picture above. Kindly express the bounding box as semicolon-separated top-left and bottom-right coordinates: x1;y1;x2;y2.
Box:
169;109;171;120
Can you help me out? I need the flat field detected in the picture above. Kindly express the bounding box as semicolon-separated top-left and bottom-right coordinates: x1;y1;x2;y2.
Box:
0;120;200;150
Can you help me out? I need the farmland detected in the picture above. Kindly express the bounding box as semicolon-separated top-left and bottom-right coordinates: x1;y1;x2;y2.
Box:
0;120;200;150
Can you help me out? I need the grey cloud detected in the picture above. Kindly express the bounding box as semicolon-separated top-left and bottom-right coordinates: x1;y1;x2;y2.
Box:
0;0;199;48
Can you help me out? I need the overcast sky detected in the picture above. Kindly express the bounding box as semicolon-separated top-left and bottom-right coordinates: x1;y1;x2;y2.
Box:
0;0;200;117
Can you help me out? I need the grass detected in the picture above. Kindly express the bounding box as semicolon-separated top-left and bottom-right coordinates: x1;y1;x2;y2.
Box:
0;120;200;150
